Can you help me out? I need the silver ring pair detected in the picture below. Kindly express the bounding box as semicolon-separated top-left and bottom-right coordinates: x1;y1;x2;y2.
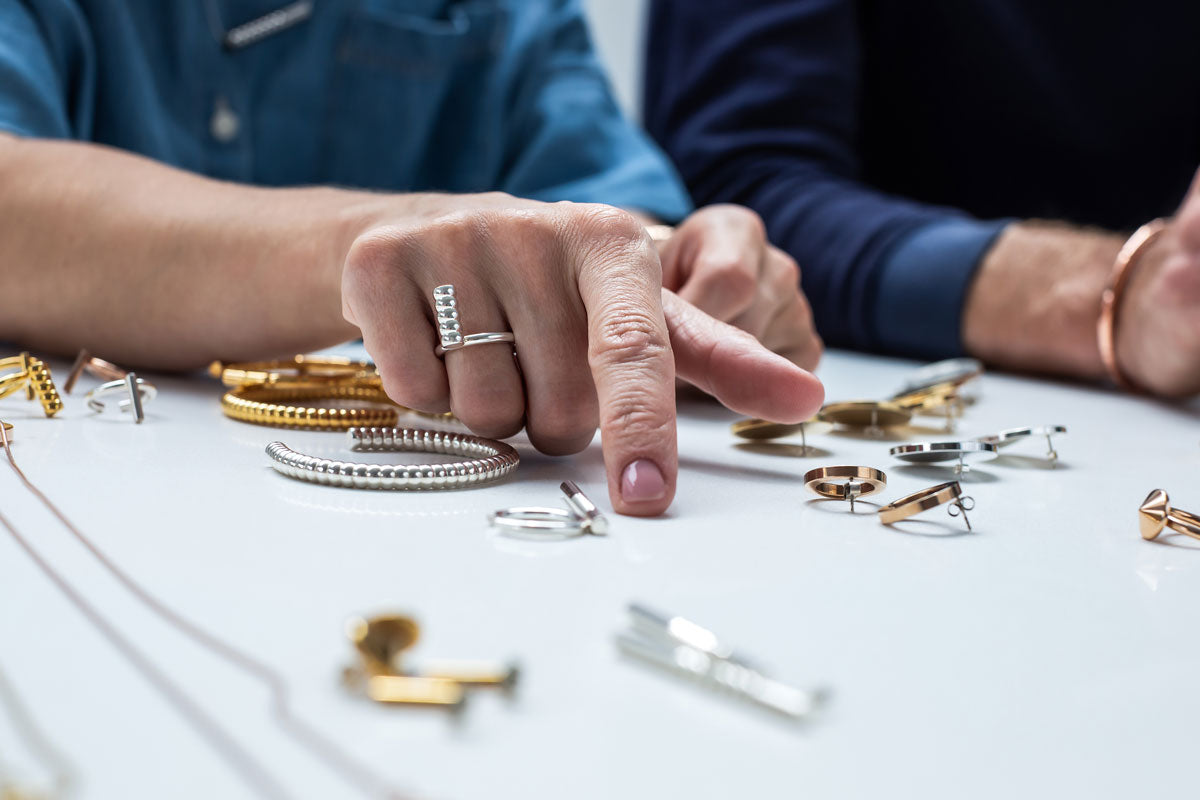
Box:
433;285;515;357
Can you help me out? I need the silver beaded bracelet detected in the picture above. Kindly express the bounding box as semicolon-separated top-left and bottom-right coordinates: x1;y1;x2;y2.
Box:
265;427;519;490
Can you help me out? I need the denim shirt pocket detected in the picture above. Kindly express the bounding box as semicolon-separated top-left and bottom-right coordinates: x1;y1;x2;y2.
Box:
319;1;509;193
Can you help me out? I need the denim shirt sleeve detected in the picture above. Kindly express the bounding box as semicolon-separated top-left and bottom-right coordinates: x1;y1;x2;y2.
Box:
0;0;93;138
498;0;692;223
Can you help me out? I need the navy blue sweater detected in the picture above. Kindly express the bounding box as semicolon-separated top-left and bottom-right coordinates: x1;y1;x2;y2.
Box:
645;0;1200;358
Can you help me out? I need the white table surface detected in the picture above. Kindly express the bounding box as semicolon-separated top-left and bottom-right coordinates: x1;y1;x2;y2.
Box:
1;348;1198;800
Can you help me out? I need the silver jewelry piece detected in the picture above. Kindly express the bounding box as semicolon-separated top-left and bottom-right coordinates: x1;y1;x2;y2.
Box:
266;427;519;490
977;425;1067;466
85;373;156;424
889;440;999;475
895;357;983;395
489;480;609;537
432;284;516;356
616;603;828;721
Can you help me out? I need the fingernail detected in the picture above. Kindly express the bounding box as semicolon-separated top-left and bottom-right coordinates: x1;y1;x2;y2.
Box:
621;459;666;503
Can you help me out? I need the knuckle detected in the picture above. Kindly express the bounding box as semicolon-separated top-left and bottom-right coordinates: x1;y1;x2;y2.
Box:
598;388;674;439
569;205;653;254
589;311;671;368
715;203;767;237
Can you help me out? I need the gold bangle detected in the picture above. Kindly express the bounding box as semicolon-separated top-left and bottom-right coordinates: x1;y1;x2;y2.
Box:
209;355;379;388
221;382;402;430
0;353;63;417
803;465;887;513
1098;219;1166;392
878;480;974;524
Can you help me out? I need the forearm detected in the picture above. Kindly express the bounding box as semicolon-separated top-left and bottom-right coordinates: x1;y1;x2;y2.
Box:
0;135;402;369
962;221;1124;379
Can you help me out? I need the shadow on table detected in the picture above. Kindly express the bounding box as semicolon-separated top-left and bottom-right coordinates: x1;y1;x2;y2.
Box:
804;497;881;516
678;455;801;484
993;453;1069;471
733;442;833;460
882;518;975;538
891;464;999;484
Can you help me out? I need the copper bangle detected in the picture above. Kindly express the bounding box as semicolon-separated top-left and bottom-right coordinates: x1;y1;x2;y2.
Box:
1098;219;1167;392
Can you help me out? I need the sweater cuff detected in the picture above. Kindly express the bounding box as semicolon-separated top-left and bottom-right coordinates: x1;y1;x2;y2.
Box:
873;218;1010;359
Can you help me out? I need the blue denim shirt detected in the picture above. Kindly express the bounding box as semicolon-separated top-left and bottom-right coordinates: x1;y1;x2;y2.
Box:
0;0;692;220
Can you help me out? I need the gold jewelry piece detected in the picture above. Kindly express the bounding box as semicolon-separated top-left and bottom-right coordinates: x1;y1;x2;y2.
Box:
1099;218;1167;392
1139;489;1200;541
817;400;911;437
208;355;378;387
0;422;10;440
803;465;887;512
64;348;127;394
878;481;975;531
890;381;964;431
343;614;518;711
0;353;62;417
220;381;402;429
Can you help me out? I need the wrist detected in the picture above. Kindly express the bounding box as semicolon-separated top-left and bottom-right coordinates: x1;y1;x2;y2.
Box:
963;221;1123;378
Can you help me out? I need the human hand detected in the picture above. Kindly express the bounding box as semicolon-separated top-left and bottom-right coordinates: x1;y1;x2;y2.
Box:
657;204;823;370
1118;168;1200;397
341;197;825;516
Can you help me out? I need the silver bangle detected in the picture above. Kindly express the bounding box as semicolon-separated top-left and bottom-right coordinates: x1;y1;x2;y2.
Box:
265;427;519;490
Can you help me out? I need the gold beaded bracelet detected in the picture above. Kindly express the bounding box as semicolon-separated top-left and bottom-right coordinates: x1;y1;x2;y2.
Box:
221;382;403;430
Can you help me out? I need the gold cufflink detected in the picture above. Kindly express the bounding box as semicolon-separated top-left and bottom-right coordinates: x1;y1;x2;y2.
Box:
0;353;63;417
803;465;888;513
1139;489;1200;542
342;614;518;712
817;401;911;437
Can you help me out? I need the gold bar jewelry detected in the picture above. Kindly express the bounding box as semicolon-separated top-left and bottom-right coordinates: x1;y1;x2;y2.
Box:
878;481;975;531
0;353;62;417
208;354;379;387
345;614;518;700
63;348;128;394
1139;489;1200;541
817;400;911;437
220;381;402;429
803;465;887;512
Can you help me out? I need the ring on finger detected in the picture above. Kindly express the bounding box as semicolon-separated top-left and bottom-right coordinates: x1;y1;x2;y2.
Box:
432;285;515;357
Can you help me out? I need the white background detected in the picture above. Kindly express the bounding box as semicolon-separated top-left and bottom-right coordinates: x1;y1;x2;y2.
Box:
2;349;1199;799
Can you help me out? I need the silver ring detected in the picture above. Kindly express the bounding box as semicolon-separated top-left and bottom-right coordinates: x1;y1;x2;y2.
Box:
266;426;519;490
433;284;515;357
435;332;516;357
489;507;588;538
85;373;156;423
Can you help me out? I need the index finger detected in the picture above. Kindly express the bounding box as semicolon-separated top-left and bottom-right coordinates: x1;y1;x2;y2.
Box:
569;207;678;517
